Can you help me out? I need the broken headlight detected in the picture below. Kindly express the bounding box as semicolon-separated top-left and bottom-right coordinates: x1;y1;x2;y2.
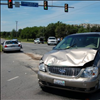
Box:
81;66;98;78
39;60;46;72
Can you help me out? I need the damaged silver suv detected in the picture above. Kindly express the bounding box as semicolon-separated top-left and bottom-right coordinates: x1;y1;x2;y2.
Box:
38;32;100;93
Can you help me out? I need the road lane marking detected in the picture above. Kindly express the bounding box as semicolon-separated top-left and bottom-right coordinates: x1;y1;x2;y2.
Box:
7;76;19;81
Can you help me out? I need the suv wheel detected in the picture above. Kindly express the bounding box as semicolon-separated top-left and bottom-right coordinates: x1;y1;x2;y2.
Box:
40;86;48;91
39;81;49;91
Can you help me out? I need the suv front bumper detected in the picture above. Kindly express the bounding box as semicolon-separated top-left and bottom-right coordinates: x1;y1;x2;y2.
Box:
38;71;99;93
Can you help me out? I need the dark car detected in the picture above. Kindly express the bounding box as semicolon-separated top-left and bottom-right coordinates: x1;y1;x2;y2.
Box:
34;38;44;44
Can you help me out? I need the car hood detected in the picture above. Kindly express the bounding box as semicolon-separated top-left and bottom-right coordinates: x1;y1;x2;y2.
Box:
43;48;97;66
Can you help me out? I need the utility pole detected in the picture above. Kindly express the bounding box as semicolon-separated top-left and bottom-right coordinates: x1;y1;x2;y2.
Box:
16;21;18;37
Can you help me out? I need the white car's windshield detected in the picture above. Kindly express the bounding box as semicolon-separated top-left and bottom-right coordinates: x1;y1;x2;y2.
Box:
48;38;56;39
55;34;100;50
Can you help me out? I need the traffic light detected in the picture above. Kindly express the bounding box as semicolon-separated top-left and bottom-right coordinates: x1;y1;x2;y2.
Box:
8;0;13;8
64;4;68;12
44;0;48;10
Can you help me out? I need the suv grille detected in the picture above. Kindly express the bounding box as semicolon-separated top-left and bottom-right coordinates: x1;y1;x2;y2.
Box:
47;66;81;76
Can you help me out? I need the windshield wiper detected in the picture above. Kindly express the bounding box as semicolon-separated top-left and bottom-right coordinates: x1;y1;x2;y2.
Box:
64;43;77;49
54;43;77;50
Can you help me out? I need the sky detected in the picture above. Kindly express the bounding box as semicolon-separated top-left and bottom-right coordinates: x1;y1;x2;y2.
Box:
1;0;100;32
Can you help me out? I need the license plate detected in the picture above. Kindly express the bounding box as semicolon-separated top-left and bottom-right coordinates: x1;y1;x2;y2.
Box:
54;79;65;86
11;45;18;47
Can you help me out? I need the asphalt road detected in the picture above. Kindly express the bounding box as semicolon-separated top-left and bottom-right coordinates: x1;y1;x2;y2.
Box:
1;40;100;100
21;42;55;55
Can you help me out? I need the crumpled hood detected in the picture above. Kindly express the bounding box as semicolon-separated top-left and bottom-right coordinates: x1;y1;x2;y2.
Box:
43;48;97;66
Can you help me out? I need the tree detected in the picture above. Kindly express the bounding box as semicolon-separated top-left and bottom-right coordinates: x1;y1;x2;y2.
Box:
87;24;91;32
1;31;6;37
11;29;16;38
20;27;31;41
38;26;46;38
55;23;67;38
97;26;100;32
45;23;56;40
17;29;22;38
78;27;87;33
31;26;39;39
91;26;98;32
69;25;78;34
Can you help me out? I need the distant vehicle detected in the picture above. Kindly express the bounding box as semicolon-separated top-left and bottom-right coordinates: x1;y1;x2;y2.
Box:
34;38;44;44
47;37;57;45
34;38;40;44
12;39;18;42
2;40;21;52
38;32;100;93
12;39;22;48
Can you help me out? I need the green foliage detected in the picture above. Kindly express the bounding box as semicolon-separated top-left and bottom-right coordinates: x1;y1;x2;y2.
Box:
0;45;2;52
55;23;67;38
78;27;86;33
1;22;100;41
1;31;10;38
68;25;78;34
91;26;98;32
11;29;16;38
45;23;56;40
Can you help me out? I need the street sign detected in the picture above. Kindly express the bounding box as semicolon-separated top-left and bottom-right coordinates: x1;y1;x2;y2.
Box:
21;2;38;7
15;2;20;7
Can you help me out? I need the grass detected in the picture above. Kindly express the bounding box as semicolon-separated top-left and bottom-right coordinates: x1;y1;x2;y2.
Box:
1;37;34;43
1;37;47;43
0;45;2;52
18;38;34;43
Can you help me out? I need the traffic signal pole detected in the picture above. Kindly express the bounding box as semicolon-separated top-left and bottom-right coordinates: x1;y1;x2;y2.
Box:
0;2;74;10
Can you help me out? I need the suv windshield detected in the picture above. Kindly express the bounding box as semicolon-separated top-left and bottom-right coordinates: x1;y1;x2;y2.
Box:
54;34;100;50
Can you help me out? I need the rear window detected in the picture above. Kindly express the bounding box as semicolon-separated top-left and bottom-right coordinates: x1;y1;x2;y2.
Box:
48;37;56;39
5;41;18;44
36;38;40;40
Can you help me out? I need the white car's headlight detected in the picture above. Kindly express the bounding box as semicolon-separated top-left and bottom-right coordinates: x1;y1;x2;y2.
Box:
39;63;46;72
81;66;98;78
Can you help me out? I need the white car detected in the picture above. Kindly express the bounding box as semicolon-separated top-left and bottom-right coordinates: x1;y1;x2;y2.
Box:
47;37;57;45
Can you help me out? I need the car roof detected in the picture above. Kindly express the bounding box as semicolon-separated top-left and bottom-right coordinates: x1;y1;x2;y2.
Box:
68;32;100;36
4;40;18;42
4;40;18;43
12;39;18;40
